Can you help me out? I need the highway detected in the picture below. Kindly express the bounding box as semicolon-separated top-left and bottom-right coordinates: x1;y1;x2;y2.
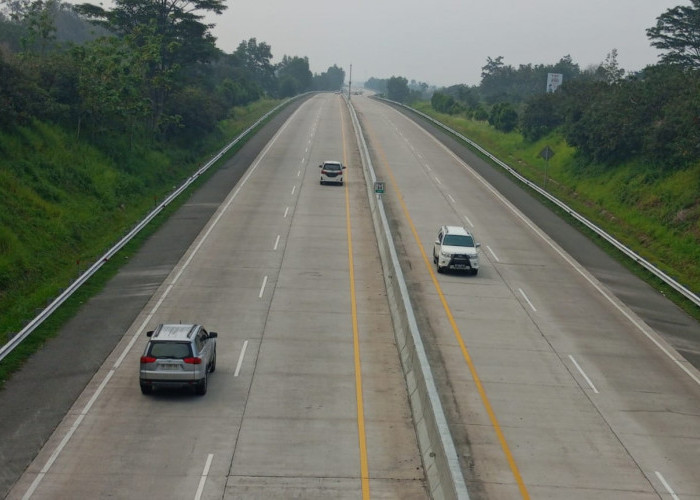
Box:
3;92;700;499
5;94;426;499
352;94;700;499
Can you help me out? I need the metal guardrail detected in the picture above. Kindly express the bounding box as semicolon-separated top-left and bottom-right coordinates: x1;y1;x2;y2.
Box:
0;99;294;363
380;98;700;309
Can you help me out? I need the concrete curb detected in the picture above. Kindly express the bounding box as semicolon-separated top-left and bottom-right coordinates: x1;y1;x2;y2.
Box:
346;97;470;499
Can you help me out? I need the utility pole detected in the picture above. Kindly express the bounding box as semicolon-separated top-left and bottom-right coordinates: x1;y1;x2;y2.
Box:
348;64;352;99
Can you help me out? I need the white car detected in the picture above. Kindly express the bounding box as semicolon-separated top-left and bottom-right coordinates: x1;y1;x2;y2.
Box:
319;161;346;185
433;225;480;275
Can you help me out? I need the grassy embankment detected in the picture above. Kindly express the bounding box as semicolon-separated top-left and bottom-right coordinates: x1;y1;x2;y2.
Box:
412;101;700;319
0;98;282;386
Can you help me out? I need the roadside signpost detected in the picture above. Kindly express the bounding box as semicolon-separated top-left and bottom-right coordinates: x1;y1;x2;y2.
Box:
539;145;555;190
374;180;385;200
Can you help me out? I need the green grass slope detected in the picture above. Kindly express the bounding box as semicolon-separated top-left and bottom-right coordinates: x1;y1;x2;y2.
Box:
0;99;280;384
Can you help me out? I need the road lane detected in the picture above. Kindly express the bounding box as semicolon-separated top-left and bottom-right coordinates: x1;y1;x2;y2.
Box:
352;95;700;499
7;94;426;499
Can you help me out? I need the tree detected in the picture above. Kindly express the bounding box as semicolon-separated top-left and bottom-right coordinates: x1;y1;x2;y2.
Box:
312;64;344;91
597;49;625;84
520;92;564;141
233;38;275;94
72;36;149;140
488;102;518;132
276;55;311;97
431;91;463;115
481;55;505;79
647;0;700;69
364;77;387;94
76;0;225;132
386;76;409;103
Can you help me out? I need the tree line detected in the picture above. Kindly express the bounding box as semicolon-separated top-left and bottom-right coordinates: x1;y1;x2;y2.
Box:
0;0;346;147
378;2;700;172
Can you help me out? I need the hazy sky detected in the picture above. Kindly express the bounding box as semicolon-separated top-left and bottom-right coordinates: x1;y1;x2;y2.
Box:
207;0;685;87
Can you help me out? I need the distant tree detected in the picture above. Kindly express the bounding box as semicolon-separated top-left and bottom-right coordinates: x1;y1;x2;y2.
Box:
276;55;311;97
233;38;276;94
76;0;225;132
72;36;149;139
488;102;518;132
431;91;463;114
481;55;505;79
0;49;52;126
365;77;387;94
647;0;700;69
520;92;564;141
312;64;344;91
0;11;25;50
386;76;409;102
597;49;625;84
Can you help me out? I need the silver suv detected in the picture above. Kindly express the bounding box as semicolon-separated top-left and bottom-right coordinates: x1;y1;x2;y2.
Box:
139;324;217;395
433;225;480;275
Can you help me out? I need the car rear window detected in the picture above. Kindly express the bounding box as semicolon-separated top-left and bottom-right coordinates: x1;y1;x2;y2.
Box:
324;163;341;170
148;342;192;359
444;234;474;247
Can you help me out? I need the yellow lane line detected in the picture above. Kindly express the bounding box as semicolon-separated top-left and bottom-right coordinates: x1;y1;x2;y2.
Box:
340;100;370;499
365;117;530;499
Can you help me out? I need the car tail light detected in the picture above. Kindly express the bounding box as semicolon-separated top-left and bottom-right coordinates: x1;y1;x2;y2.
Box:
140;356;156;364
183;357;202;364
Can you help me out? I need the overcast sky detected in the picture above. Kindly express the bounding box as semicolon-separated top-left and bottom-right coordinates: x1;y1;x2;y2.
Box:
207;0;685;87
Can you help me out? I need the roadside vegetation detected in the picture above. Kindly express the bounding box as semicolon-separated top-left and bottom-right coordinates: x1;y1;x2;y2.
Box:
367;2;700;317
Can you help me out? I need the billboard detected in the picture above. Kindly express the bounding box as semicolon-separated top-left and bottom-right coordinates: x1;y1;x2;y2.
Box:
547;73;563;93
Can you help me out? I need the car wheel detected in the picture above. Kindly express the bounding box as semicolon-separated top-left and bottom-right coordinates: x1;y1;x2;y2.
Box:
210;351;216;373
140;382;152;395
320;179;324;185
433;251;438;264
195;373;208;395
471;269;478;276
436;263;443;274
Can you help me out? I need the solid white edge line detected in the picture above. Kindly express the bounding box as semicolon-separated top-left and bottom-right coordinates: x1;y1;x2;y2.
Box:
518;287;537;312
655;471;679;500
258;276;268;299
234;340;249;377
22;368;116;500
487;245;500;262
568;355;599;394
193;454;214;500
20;100;310;499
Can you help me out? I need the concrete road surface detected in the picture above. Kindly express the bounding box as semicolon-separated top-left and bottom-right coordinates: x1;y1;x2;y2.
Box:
352;95;700;499
5;94;426;499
